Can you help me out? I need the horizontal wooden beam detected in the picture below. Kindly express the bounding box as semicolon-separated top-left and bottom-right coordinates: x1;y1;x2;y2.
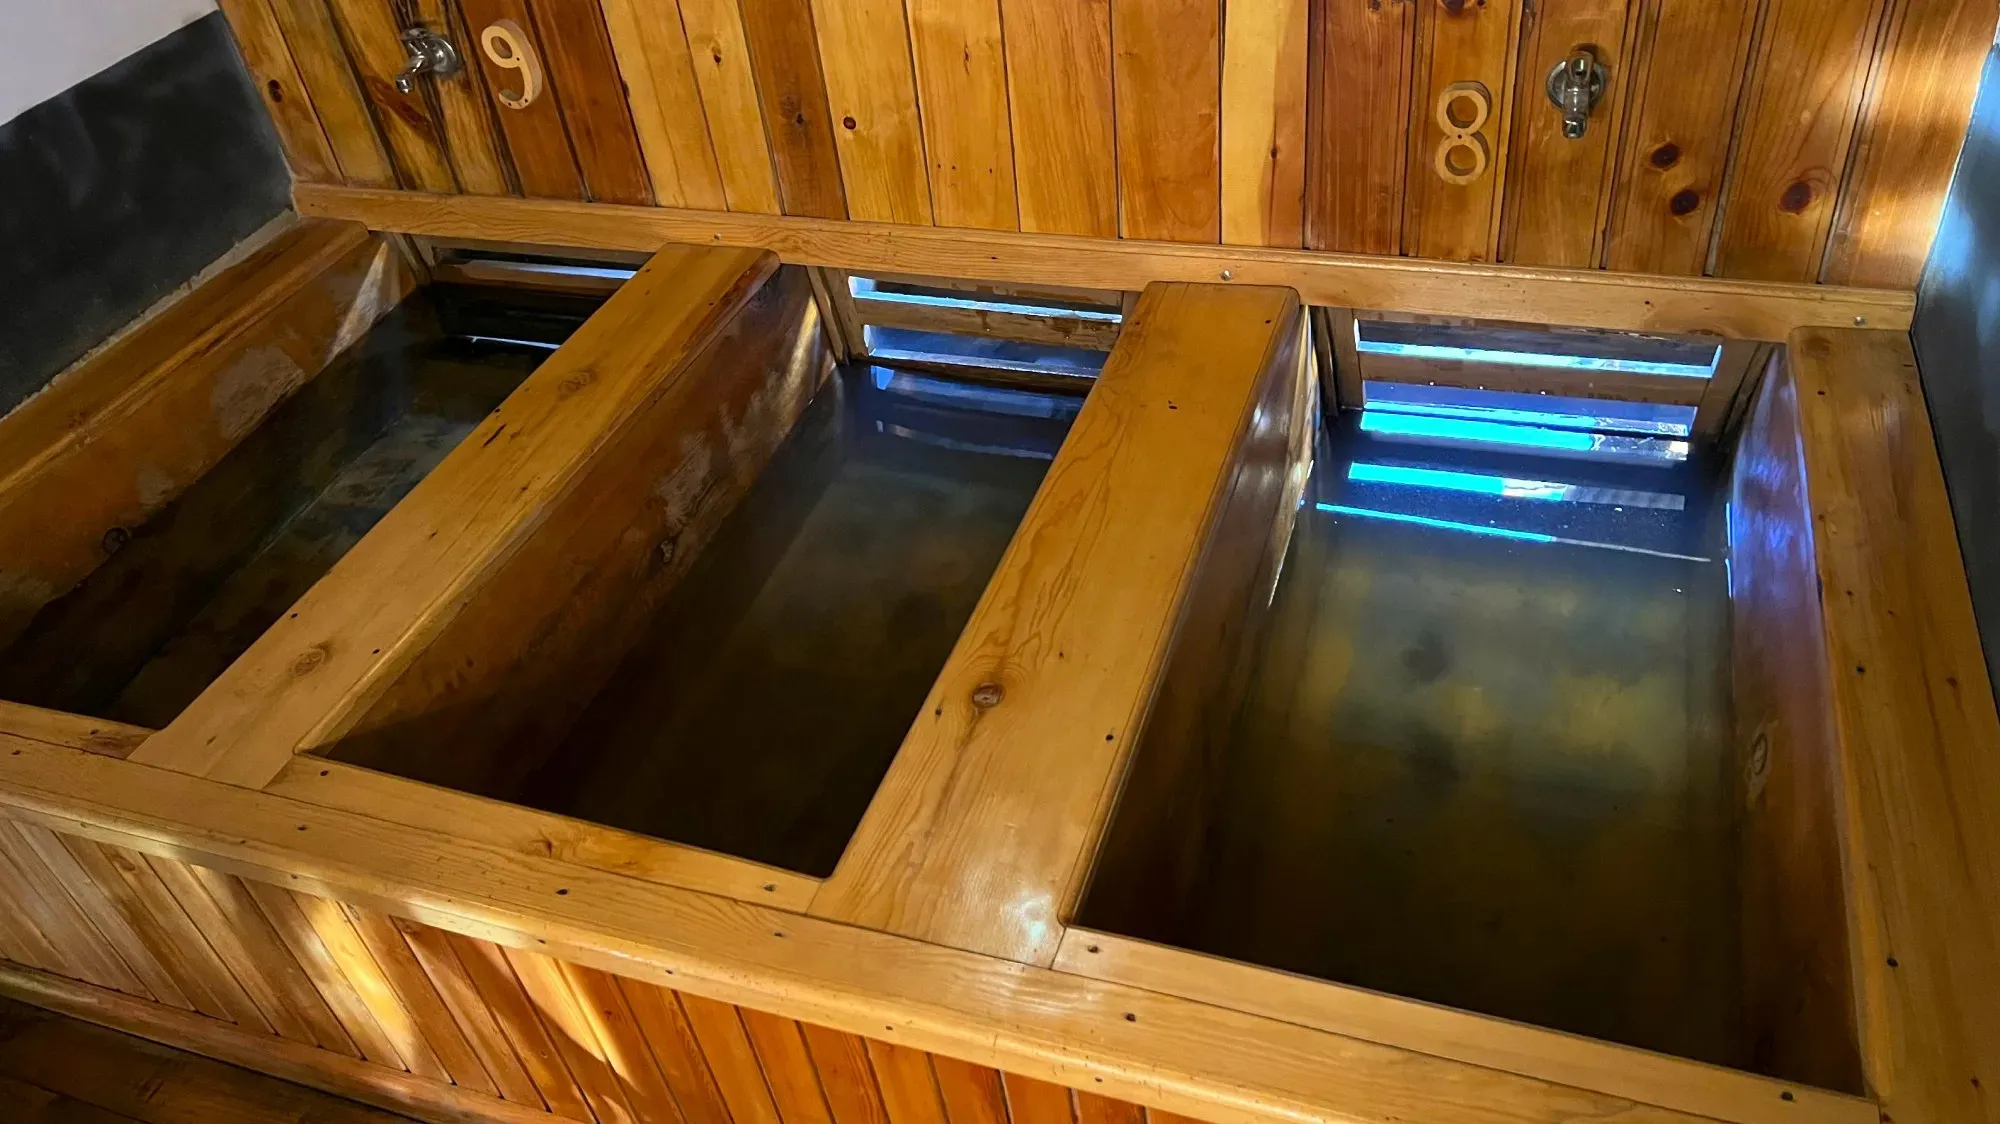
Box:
293;186;1915;343
0;739;1847;1124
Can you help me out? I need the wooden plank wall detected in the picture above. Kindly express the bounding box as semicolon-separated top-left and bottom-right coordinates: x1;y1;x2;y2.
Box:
221;0;1997;289
0;813;1163;1124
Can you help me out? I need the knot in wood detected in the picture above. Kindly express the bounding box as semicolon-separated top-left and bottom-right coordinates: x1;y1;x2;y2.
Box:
291;646;329;677
971;682;1004;708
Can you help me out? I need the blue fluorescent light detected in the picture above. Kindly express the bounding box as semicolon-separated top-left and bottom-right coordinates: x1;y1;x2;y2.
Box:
850;279;1123;323
1317;503;1710;563
1317;504;1556;543
1362;395;1691;437
1359;410;1598;450
1353;338;1717;379
1346;462;1686;510
465;335;561;351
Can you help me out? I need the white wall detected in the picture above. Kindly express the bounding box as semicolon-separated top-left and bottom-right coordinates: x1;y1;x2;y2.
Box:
0;0;217;126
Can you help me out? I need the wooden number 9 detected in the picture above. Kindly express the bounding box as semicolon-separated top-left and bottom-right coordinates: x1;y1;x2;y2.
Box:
480;19;543;110
1432;82;1492;185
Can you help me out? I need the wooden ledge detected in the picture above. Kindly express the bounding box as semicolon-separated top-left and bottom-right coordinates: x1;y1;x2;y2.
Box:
292;185;1915;342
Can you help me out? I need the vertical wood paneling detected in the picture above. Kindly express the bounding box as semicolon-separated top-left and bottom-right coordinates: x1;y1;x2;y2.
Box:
738;0;850;217
907;0;1018;230
343;904;499;1095
870;1040;949;1124
184;865;359;1055
531;0;656;206
1713;0;1891;281
0;825;1186;1124
933;1057;1009;1124
448;932;596;1120
1603;0;1760;274
461;0;588;200
323;0;459;193
803;1024;892;1124
9;824;191;1012
265;0;399;187
680;0;786;214
59;839;240;1024
418;0;515;196
1305;0;1416;254
292;891;446;1078
239;880;406;1068
741;1009;839;1124
394;917;544;1106
1112;0;1222;242
1405;0;1526;261
682;993;787;1124
503;944;642;1124
1500;0;1637;267
1221;0;1307;247
811;0;934;224
602;0;731;210
1822;0;2000;287
560;962;688;1124
219;0;342;182
999;0;1117;237
0;830;131;994
621;979;735;1124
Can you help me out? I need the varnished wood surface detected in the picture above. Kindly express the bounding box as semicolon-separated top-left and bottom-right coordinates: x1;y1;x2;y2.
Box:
1788;328;2000;1124
0;220;413;653
810;283;1301;964
129;243;779;787
0;739;1817;1124
294;186;1917;340
225;0;1994;284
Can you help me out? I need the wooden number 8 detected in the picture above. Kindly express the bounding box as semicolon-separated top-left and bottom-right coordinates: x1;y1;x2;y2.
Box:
1432;81;1492;185
481;19;543;110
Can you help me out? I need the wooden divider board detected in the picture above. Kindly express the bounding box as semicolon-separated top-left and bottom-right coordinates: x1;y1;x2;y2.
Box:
0;219;413;651
129;242;780;788
808;283;1301;963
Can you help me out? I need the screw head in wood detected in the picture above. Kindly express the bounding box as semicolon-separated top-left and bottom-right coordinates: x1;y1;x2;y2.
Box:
1854;316;1867;326
1220;270;1233;281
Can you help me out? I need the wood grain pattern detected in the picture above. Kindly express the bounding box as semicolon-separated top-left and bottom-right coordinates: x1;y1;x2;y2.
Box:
805;1023;891;1124
392;915;542;1104
907;0;1017;231
811;0;934;224
601;0;730;210
1111;0;1221;243
266;759;819;908
530;0;655;206
460;0;587;200
1603;0;1761;274
682;992;787;1124
322;0;457;193
7;821;189;1011
0;741;1860;1124
129;244;778;788
219;0;340;183
1788;327;2000;1124
1821;0;2000;286
416;0;514;196
296;185;1920;339
680;0;786;214
239;879;406;1068
1000;0;1117;237
447;930;594;1118
1405;0;1525;261
811;283;1300;963
1305;0;1415;255
738;0;849;218
1220;0;1307;248
0;703;147;759
622;978;735;1124
264;0;398;187
0;220;409;653
1500;0;1635;267
1713;0;1891;281
871;1039;948;1124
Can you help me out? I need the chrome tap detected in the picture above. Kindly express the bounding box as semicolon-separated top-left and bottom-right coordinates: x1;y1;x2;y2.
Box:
395;27;461;94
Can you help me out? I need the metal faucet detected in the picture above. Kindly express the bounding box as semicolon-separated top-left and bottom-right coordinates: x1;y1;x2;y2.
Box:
395;27;461;94
1545;50;1608;140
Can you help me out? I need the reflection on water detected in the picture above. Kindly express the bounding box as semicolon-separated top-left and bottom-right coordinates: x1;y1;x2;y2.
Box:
1107;408;1743;1068
0;286;587;727
516;367;1078;877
